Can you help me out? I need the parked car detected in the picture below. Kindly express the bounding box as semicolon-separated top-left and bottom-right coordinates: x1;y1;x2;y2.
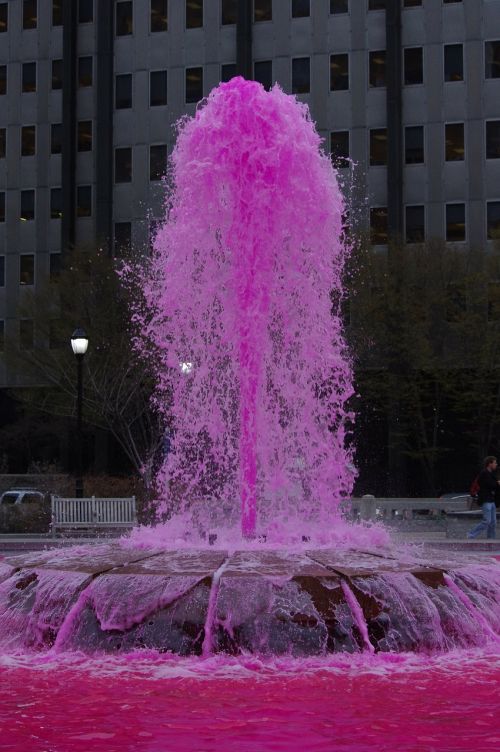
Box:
0;489;48;506
439;492;475;509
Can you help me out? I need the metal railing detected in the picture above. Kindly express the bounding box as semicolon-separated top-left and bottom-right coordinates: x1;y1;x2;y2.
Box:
350;495;471;522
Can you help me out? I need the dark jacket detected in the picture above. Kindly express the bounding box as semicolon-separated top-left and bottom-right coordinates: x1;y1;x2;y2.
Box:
495;483;500;508
477;469;498;504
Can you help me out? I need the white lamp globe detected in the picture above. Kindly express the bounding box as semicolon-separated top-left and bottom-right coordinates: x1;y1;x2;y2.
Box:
71;328;89;356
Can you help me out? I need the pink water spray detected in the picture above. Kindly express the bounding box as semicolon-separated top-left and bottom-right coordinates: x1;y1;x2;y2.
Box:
138;78;354;539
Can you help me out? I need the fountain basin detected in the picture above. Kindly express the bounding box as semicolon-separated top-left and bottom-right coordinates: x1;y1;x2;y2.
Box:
0;544;498;656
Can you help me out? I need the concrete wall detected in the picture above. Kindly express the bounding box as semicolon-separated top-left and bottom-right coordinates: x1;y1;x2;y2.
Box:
1;0;500;386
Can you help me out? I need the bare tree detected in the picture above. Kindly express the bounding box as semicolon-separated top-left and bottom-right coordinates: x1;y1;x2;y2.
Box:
6;248;164;490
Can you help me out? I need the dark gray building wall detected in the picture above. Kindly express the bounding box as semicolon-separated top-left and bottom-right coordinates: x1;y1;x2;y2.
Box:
1;0;500;387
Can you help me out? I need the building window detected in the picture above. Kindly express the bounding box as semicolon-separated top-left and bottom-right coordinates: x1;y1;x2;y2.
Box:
404;47;423;85
330;131;349;168
186;67;203;103
79;0;93;23
150;144;168;181
255;0;272;22
330;0;348;12
444;44;463;82
0;192;4;222
116;1;133;36
21;125;36;157
151;0;168;31
370;207;388;245
404;0;422;6
292;57;310;94
221;63;237;82
486;121;500;160
20;190;35;221
149;220;161;253
23;0;37;30
78;57;93;87
485;41;500;79
115;148;132;183
446;203;466;242
22;318;40;352
292;0;310;18
487;202;500;241
186;0;203;28
114;222;132;256
369;50;386;87
446;284;466;323
0;128;5;158
370;129;387;166
22;62;36;93
20;255;35;286
48;320;64;350
445;123;464;161
0;65;6;95
77;186;92;217
50;188;62;219
0;256;4;286
405;205;425;243
330;54;349;91
20;320;34;350
52;1;62;26
51;124;62;154
52;59;63;90
487;282;500;322
0;3;8;33
77;121;92;152
405;125;424;164
116;74;132;109
254;61;272;91
48;320;62;347
368;0;385;9
222;0;237;24
443;0;462;3
150;70;167;106
49;253;61;281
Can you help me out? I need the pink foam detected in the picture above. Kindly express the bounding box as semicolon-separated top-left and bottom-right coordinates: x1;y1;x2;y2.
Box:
1;651;499;751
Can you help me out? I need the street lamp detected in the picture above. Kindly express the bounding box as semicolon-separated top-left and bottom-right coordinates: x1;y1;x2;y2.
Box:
71;328;89;498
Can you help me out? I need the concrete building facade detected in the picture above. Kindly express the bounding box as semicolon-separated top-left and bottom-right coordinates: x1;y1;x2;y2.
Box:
0;0;500;387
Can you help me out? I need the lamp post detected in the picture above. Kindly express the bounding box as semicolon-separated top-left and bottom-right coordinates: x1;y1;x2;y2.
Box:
71;328;89;498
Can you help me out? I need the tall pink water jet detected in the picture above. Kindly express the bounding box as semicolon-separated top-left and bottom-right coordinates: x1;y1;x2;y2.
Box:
140;78;354;539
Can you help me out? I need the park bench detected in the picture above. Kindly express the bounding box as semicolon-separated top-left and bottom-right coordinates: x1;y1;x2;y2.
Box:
51;495;137;537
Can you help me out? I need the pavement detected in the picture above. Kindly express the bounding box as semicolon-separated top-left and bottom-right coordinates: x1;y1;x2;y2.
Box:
392;531;500;557
1;529;500;555
0;533;121;553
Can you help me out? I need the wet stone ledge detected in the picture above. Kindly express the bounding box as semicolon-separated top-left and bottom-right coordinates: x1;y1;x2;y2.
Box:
0;545;498;656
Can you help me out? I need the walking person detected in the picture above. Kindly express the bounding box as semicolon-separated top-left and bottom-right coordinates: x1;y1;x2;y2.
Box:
467;456;498;540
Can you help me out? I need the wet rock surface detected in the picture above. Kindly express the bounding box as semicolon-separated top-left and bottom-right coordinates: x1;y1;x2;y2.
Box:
0;545;498;655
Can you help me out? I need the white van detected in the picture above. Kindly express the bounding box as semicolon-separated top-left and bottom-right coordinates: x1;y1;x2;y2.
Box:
0;489;47;505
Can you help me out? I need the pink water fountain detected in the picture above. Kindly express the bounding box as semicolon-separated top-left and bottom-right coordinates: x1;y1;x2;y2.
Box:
138;77;354;542
0;79;498;662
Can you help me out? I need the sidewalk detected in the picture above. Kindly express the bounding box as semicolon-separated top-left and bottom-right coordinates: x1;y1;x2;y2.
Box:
392;529;500;554
0;533;121;553
1;530;500;555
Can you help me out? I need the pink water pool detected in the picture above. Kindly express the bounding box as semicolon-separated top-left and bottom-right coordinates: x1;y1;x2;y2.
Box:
1;651;499;752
